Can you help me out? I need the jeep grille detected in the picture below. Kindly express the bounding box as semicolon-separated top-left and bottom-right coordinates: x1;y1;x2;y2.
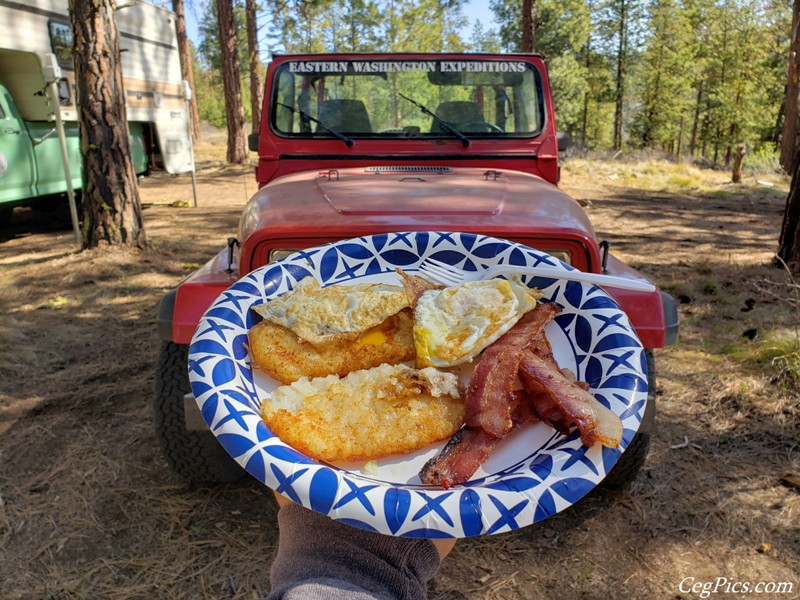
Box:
365;166;452;174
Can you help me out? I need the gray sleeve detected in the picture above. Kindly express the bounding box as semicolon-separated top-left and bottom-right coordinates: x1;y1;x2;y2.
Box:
267;504;442;600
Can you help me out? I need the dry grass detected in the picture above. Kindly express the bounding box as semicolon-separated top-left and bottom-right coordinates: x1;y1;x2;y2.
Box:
0;142;798;599
563;155;789;196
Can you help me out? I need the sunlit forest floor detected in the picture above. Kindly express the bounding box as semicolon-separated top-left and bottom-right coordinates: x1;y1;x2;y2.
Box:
0;136;797;599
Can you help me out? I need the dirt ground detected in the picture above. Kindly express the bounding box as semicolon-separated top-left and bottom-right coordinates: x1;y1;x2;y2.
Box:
0;155;798;600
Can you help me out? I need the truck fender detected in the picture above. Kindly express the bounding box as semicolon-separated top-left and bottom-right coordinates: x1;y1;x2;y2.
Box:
661;291;679;345
156;288;214;435
157;288;177;342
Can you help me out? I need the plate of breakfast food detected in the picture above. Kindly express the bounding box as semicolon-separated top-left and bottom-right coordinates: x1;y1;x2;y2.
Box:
188;231;648;538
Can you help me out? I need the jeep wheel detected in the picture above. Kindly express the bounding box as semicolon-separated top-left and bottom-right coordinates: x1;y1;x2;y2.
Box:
154;341;246;484
599;349;657;490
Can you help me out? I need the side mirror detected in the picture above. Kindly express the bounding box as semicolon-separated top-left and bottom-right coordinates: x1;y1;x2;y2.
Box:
248;132;259;152
42;53;63;84
57;79;71;104
557;131;572;152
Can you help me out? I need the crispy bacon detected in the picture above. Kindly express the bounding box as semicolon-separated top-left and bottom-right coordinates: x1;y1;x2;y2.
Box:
529;326;557;366
418;301;623;489
518;351;622;448
465;303;559;437
420;304;560;488
419;391;537;489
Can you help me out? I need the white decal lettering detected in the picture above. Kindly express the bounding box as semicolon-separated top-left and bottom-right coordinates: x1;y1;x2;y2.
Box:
288;60;527;74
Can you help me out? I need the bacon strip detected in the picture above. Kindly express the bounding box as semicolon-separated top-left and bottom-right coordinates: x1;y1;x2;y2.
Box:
518;352;622;448
419;302;623;488
465;303;559;437
419;391;537;489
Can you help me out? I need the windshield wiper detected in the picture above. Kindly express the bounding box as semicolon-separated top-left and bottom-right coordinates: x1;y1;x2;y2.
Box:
277;102;354;147
398;93;470;147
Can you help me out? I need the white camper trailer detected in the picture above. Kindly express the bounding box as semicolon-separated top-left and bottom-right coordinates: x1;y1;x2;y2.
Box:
0;0;194;222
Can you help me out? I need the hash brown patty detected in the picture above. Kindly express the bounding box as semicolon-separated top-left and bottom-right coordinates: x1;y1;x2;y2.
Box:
261;363;465;462
248;309;416;384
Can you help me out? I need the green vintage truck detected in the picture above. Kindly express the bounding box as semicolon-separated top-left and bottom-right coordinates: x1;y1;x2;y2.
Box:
0;79;147;226
0;0;196;228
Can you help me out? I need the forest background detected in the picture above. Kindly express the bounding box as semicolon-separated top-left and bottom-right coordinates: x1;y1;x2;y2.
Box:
175;0;791;174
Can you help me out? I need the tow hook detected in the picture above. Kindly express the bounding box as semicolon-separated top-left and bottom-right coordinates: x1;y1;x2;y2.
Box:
599;240;611;274
226;237;240;273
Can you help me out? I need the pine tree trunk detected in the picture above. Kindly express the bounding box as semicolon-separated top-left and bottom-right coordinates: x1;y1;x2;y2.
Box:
580;42;591;150
69;0;146;249
613;0;627;152
781;0;800;173
731;145;745;183
216;0;248;164
774;90;786;145
689;81;703;158
246;0;262;134
173;0;201;142
521;0;535;52
777;147;800;273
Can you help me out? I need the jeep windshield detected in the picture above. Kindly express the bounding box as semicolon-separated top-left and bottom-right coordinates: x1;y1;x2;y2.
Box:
270;58;546;142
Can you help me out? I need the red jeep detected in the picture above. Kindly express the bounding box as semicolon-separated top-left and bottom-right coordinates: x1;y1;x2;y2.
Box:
155;53;678;486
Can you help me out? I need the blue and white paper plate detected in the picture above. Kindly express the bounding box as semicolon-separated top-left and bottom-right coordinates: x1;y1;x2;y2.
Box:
188;232;648;538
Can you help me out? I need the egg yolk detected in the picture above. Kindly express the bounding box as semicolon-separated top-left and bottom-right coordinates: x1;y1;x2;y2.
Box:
356;329;388;347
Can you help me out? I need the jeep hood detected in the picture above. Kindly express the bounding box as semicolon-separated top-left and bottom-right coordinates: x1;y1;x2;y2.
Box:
240;167;595;242
318;171;505;216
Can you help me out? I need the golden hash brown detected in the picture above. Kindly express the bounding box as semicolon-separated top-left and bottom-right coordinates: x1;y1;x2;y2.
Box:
248;309;416;384
261;363;465;463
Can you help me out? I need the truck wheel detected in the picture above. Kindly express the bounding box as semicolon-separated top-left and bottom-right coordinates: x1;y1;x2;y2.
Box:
154;341;246;484
31;196;61;213
599;349;657;490
0;205;12;228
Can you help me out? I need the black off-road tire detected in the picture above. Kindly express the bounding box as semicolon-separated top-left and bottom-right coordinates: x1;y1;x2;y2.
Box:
154;341;246;484
0;205;12;228
599;349;657;490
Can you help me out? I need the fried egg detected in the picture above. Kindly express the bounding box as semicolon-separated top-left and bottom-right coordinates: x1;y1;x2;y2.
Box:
252;276;409;345
414;276;541;368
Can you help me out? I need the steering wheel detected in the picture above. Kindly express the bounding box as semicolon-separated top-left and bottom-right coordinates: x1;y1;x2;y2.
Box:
463;121;504;134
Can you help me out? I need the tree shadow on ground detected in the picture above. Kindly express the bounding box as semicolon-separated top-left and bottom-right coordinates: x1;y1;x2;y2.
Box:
1;178;797;600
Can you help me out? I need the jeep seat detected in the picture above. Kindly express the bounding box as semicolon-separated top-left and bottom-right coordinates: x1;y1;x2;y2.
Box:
431;101;486;133
316;99;372;133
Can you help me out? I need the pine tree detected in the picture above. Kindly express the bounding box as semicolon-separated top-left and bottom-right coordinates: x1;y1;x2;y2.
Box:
173;0;201;142
68;0;146;249
467;20;502;53
630;0;694;154
600;0;643;150
216;0;248;163
778;145;800;272
246;0;263;134
781;0;800;171
532;0;591;136
694;0;780;166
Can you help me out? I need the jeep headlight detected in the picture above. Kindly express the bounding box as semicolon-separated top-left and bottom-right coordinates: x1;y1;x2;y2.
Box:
542;250;571;265
269;248;300;263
